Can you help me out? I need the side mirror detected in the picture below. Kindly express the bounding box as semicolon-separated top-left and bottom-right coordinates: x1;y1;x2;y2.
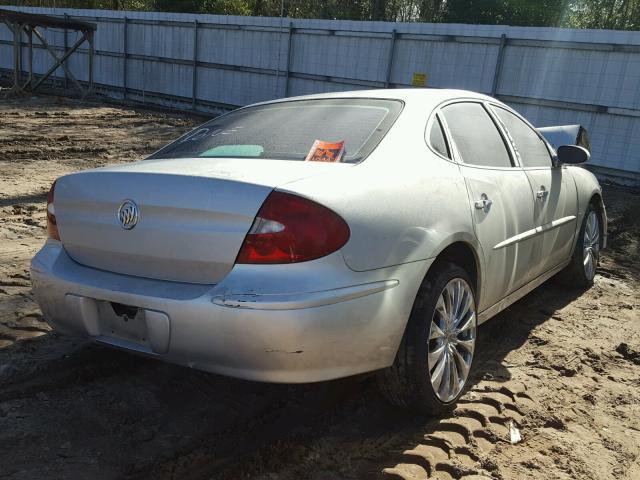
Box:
557;145;590;164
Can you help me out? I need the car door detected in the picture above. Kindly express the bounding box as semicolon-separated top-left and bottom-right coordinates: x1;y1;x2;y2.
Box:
440;101;537;312
491;105;578;278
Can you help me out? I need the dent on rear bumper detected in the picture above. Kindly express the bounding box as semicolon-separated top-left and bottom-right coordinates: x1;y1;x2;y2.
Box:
212;280;399;310
31;241;431;383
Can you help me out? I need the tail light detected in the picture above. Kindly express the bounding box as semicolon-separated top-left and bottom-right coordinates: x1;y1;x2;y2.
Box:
236;191;350;264
46;180;60;241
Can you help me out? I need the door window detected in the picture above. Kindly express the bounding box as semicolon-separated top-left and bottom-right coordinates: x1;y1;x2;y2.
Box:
493;106;553;168
442;102;512;168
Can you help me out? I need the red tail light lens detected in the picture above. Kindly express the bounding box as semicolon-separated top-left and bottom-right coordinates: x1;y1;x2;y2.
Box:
46;180;60;241
236;191;350;264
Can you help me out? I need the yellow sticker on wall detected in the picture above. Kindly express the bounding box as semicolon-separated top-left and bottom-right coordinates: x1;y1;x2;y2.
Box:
412;73;427;87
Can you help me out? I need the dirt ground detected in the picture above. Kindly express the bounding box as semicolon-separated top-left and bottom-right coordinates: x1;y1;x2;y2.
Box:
0;95;638;480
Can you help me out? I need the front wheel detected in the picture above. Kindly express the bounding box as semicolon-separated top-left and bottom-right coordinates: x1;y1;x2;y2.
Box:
378;262;477;413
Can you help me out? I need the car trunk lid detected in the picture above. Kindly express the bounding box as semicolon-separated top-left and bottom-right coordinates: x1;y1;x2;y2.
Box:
54;157;347;284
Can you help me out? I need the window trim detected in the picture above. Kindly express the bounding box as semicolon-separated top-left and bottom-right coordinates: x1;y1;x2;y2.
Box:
487;103;556;170
438;99;517;171
425;113;452;161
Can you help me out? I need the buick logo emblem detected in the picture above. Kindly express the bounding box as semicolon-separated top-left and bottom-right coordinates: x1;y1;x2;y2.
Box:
117;200;139;230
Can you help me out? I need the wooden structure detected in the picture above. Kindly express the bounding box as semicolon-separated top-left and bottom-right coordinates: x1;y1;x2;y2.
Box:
0;8;96;97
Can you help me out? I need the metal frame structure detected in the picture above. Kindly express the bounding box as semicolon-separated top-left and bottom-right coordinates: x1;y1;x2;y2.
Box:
0;8;95;97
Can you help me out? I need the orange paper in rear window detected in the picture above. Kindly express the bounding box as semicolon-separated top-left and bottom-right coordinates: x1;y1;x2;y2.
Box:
305;140;345;163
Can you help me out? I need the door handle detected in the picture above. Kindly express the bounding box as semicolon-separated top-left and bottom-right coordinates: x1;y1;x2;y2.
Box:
474;194;492;210
536;186;549;200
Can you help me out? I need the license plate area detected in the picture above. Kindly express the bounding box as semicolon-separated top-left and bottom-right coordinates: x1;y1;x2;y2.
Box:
97;301;149;346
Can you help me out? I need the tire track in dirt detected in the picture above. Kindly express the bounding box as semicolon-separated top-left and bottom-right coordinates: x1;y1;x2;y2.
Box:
382;383;534;480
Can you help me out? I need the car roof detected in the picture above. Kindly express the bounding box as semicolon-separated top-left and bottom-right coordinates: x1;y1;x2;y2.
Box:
250;88;496;108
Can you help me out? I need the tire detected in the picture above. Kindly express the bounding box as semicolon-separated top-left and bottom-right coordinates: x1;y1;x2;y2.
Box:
559;203;601;289
377;262;477;413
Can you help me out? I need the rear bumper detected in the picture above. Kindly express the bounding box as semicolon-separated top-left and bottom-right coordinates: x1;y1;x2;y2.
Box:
31;241;430;383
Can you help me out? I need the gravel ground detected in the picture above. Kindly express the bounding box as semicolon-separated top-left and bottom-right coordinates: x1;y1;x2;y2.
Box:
0;95;638;480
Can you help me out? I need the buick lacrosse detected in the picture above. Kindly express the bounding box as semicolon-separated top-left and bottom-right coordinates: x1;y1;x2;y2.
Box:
31;89;606;411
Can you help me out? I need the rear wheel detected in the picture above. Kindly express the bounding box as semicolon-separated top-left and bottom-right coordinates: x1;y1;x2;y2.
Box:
559;204;601;288
378;262;477;413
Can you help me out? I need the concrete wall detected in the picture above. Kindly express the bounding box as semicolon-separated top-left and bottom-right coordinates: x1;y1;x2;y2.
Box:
1;6;639;178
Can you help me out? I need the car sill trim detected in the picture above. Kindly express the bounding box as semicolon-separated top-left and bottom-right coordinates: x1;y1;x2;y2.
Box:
493;215;576;250
478;259;570;324
212;280;399;310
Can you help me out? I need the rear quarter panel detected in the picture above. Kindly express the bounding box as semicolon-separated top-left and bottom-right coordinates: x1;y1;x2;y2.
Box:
279;102;479;273
567;165;607;246
566;166;607;251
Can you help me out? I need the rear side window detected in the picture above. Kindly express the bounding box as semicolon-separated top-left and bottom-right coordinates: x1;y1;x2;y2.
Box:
442;102;512;168
493;106;552;168
428;116;450;159
150;99;403;163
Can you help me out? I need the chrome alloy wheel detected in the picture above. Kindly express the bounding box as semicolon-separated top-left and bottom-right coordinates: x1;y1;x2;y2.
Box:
583;211;600;281
428;278;476;403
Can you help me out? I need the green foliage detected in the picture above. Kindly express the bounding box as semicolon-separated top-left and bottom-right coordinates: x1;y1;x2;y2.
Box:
445;0;572;27
150;0;251;14
1;0;638;30
0;0;153;10
570;0;640;29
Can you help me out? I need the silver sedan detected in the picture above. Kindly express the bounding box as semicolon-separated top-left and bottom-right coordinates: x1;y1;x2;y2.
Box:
31;89;606;412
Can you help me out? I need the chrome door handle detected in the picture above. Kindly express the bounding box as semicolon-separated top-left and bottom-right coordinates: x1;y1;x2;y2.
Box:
474;194;492;210
536;186;549;200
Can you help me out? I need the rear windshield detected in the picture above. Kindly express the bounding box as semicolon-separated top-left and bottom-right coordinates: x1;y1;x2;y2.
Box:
150;98;403;163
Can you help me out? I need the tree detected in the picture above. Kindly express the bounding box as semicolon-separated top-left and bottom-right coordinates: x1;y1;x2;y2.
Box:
419;0;447;22
444;0;572;27
570;0;640;29
1;0;638;30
